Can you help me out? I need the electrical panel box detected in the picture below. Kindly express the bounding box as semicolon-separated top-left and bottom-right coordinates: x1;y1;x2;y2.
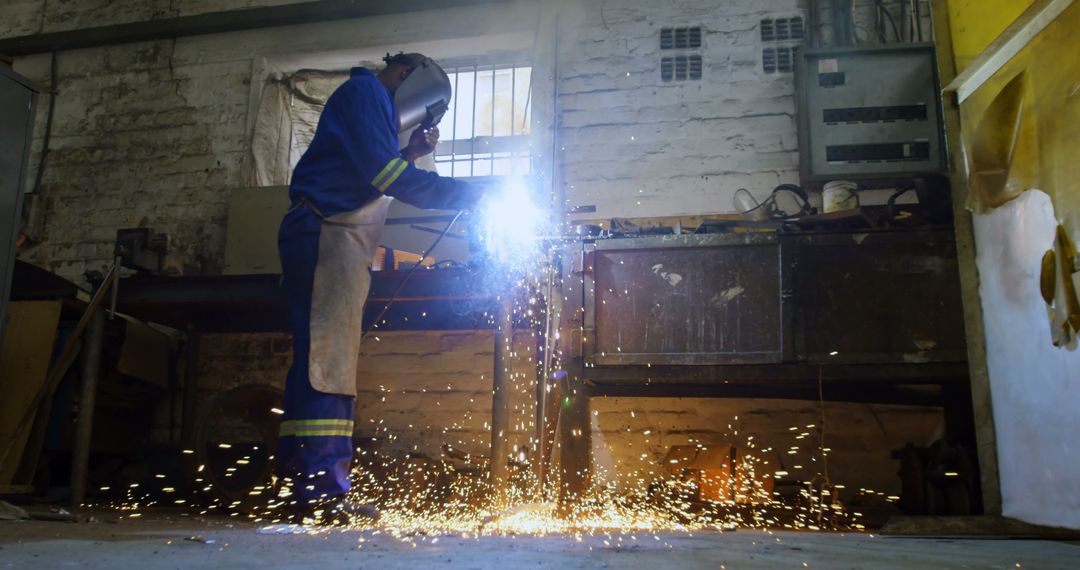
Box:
796;43;945;184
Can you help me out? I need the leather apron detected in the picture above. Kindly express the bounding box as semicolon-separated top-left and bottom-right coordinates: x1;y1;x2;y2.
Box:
302;195;393;396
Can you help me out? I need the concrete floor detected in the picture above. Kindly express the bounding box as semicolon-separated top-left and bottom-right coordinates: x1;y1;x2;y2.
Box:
2;513;1078;569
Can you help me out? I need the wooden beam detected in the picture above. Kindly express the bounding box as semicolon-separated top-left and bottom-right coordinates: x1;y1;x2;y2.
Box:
590;383;944;407
557;358;590;512
931;0;1003;515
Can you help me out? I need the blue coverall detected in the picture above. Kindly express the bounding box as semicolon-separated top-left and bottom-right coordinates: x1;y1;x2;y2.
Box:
277;67;481;503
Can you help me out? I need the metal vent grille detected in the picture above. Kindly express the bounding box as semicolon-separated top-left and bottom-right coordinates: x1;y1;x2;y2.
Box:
660;28;673;49
688;55;702;79
760;16;804;41
763;48;777;73
660;26;702;49
775;18;790;41
674;56;687;79
763;47;797;74
790;17;804;39
760;19;775;42
688;27;702;47
777;47;793;72
661;55;703;81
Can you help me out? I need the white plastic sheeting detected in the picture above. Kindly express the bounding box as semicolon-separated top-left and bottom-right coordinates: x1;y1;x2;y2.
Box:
973;189;1080;529
247;70;434;188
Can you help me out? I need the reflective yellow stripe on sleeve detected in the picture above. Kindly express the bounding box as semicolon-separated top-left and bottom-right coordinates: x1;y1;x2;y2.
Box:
377;159;409;192
280;419;354;438
372;157;407;192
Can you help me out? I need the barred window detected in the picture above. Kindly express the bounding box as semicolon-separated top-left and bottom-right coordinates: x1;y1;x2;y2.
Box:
434;63;533;179
249;62;533;186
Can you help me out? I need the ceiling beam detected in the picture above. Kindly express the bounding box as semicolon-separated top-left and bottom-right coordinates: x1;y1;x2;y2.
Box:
0;0;505;56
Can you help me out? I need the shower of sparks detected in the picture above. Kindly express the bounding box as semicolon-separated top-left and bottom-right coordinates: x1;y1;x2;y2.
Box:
88;331;880;538
88;421;881;540
83;196;898;543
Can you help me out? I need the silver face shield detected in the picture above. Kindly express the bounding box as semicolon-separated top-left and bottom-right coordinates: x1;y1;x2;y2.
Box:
393;58;452;133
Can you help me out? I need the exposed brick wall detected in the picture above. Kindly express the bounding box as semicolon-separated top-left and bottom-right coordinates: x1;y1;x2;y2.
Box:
15;40;249;279
356;331;538;459
0;0;306;38
593;397;942;499
196;330;539;461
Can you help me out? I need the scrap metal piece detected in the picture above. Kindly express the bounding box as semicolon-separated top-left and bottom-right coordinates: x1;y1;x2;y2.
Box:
1040;249;1057;304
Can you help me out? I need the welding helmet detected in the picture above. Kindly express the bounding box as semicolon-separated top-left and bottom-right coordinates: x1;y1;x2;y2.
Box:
387;53;452;133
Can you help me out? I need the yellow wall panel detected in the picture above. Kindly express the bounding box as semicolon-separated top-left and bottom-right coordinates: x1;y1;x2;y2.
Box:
0;300;62;484
957;1;1080;231
947;0;1037;70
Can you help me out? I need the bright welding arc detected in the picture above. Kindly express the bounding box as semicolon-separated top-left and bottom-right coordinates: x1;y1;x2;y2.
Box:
476;177;547;268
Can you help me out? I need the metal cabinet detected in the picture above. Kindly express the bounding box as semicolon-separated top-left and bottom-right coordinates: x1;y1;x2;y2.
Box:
585;234;791;366
575;229;966;373
0;66;38;344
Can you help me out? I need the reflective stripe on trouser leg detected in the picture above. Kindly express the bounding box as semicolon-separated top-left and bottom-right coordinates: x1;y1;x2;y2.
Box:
276;225;356;503
280;419;355;438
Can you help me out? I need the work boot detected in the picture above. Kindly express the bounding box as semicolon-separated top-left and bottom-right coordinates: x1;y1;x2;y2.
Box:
280;498;381;526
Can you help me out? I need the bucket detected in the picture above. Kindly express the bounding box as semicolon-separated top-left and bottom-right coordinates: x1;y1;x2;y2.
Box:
823;180;859;213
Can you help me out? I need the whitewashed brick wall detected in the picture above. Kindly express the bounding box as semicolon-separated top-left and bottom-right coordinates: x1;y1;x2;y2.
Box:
556;0;804;220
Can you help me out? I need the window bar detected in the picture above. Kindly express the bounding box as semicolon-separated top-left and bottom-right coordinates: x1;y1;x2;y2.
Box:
471;64;478;177
519;68;531;135
510;65;516;173
451;68;459;178
510;66;516;137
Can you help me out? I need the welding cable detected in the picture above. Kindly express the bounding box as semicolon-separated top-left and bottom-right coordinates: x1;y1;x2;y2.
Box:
913;0;924;42
734;185;813;220
886;185;925;227
30;51;58;198
361;210;465;340
766;183;814;220
733;187;765;214
875;0;903;43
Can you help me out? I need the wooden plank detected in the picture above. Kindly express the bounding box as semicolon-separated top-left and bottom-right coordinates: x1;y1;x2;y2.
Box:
0;484;35;495
931;0;1003;515
557;357;590;512
570;213;762;233
881;515;1080;539
0;301;61;485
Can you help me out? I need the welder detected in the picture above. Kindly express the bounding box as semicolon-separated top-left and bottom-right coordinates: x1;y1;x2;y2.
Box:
275;52;483;523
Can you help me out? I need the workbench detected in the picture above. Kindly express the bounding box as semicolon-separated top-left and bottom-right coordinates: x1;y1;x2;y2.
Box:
107;266;506;468
112;267;502;333
554;227;972;502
